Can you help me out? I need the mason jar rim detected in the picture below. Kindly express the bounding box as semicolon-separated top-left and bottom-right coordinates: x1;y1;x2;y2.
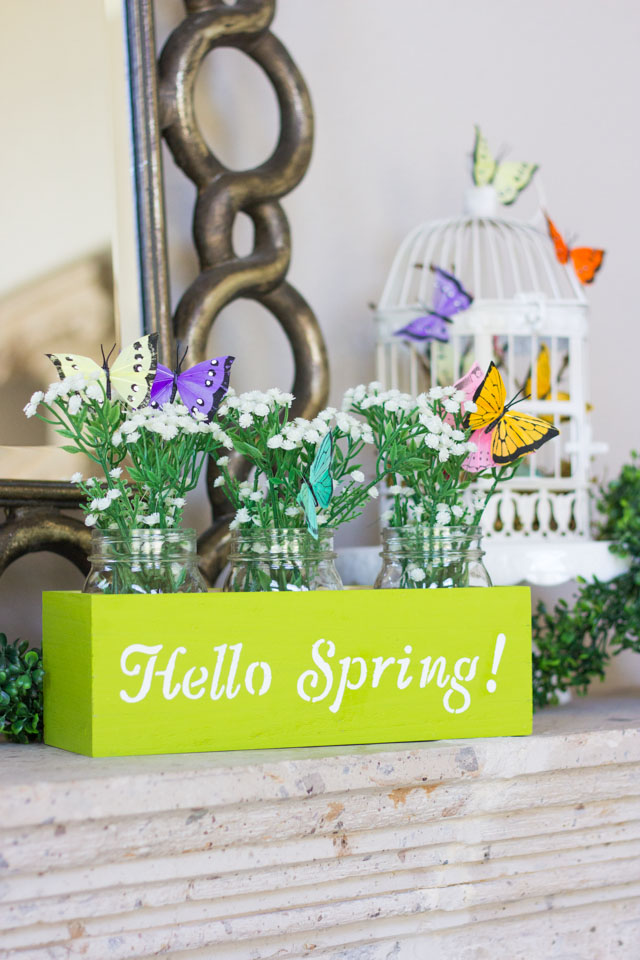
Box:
382;523;483;537
90;527;197;543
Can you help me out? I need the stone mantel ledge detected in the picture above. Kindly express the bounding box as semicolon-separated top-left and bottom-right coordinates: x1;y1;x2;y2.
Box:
1;693;640;958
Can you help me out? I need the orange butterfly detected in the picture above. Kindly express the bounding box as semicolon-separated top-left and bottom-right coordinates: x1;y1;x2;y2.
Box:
545;213;604;285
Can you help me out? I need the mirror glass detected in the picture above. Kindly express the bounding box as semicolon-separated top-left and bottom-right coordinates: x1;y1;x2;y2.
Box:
0;0;141;481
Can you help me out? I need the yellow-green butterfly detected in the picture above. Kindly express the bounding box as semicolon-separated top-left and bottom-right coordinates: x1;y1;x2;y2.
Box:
297;430;334;539
472;126;538;206
47;333;158;409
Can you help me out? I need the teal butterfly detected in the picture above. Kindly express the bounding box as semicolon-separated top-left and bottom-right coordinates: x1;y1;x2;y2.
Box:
297;430;334;539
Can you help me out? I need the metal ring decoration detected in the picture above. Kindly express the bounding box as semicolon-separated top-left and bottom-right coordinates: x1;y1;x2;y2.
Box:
0;507;90;579
158;0;329;583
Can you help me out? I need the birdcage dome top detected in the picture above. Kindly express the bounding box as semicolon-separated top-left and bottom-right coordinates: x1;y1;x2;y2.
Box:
377;188;586;312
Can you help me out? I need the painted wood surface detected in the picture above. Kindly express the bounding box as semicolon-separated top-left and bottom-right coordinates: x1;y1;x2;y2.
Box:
42;588;532;756
1;694;639;958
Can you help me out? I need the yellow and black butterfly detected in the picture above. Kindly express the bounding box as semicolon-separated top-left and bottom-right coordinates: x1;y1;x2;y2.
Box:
468;362;559;464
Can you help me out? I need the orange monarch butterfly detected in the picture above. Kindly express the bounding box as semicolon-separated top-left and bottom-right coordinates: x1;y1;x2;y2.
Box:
545;213;604;285
467;362;559;464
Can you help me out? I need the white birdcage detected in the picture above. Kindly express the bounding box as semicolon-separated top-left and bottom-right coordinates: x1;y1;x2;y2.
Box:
374;185;607;546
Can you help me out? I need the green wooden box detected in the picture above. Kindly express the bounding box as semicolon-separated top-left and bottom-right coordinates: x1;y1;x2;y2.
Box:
42;587;533;757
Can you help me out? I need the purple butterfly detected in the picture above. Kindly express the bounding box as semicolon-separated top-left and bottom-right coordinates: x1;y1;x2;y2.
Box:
395;266;473;343
150;348;234;420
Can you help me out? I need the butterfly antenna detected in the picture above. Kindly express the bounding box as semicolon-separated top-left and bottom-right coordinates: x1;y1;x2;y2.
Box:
105;343;116;365
506;386;530;411
175;343;188;373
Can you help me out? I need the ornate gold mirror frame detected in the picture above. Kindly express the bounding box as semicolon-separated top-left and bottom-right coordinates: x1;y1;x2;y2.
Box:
0;0;328;586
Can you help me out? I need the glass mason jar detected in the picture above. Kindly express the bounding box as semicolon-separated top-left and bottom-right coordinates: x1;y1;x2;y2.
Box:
83;528;208;594
225;528;343;592
374;524;492;589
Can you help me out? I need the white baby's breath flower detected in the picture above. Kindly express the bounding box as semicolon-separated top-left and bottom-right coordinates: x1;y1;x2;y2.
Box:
267;434;284;449
84;514;98;527
126;432;141;443
285;505;301;517
424;434;440;450
318;406;337;422
388;485;405;496
70;472;83;484
452;505;464;518
464;400;477;413
303;429;321;444
30;390;44;405
316;514;328;525
109;467;123;479
236;507;251;524
239;412;254;428
23;401;38;418
140;513;160;526
408;567;426;582
350;470;365;483
443;398;460;414
213;477;225;488
85;383;103;402
249;492;263;502
438;449;451;463
67;394;83;416
107;489;121;501
282;439;297;451
217;456;229;467
381;509;393;523
428;386;444;400
112;430;123;446
368;487;379;499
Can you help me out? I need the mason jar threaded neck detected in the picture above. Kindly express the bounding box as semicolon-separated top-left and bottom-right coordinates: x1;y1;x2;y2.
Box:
228;526;337;562
380;524;485;561
88;527;199;563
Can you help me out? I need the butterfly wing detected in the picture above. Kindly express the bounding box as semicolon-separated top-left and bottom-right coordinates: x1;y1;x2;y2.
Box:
150;363;176;407
394;313;450;343
430;267;473;318
525;343;551;400
545;214;570;265
177;355;235;420
493;161;538;205
472;126;496;186
454;362;485;402
463;427;497;473
110;334;158;408
491;411;559;464
297;482;319;539
308;430;334;508
570;247;604;285
467;362;506;431
46;353;104;384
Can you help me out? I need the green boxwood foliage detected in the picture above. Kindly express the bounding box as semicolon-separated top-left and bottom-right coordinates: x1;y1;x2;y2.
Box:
533;452;640;708
0;635;44;743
